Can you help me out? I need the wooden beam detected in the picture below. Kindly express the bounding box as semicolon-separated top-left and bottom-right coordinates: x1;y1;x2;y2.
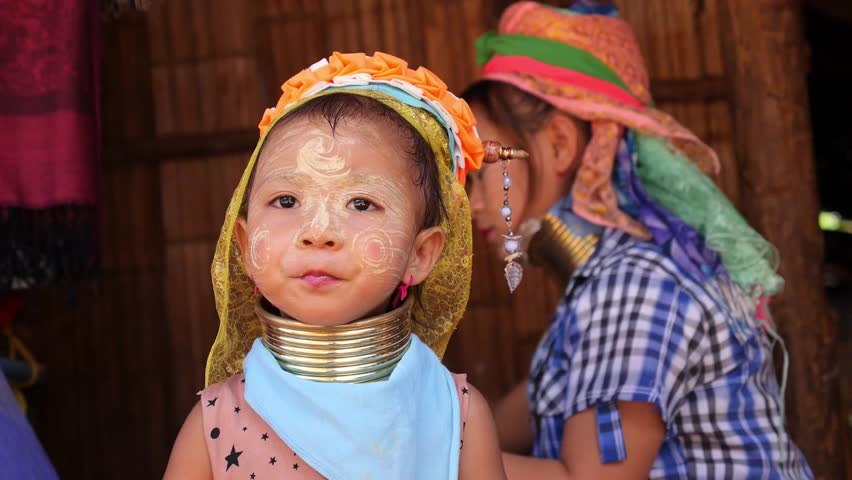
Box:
651;77;729;103
104;130;257;162
720;1;850;477
104;76;729;163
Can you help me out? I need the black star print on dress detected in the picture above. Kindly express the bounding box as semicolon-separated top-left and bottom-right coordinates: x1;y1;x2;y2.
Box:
225;445;242;471
199;373;471;478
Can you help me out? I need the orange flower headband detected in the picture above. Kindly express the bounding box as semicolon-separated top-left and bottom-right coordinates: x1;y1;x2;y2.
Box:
257;52;484;185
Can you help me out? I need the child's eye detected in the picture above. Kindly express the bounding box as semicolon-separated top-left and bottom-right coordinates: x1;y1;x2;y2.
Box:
275;195;300;209
348;198;375;212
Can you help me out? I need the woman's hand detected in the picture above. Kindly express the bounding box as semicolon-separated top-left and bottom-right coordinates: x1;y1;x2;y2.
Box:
494;378;534;453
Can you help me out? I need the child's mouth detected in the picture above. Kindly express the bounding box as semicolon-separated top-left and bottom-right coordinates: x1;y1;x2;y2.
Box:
299;271;341;288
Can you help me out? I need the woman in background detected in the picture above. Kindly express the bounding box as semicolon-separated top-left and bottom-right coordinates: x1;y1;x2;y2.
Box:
464;2;813;478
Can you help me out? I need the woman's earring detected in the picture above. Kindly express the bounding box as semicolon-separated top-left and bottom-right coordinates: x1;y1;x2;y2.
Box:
483;141;529;293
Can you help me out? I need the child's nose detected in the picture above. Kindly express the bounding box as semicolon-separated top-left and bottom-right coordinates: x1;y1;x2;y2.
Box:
297;200;344;250
300;236;338;249
298;228;343;250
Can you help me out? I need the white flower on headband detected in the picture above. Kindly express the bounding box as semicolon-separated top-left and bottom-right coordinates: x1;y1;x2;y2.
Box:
332;74;372;86
309;58;329;72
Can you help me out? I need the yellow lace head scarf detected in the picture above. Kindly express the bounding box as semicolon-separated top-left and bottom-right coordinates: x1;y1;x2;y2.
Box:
205;52;485;386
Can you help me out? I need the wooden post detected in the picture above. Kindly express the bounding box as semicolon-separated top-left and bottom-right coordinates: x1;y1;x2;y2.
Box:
720;1;849;478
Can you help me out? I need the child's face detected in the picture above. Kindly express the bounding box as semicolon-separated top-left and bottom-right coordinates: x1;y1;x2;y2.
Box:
236;117;444;326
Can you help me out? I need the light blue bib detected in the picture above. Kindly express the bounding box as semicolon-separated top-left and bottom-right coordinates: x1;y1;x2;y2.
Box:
243;335;461;480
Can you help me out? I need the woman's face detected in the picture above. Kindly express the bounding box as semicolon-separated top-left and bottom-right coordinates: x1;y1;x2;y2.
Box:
467;103;579;256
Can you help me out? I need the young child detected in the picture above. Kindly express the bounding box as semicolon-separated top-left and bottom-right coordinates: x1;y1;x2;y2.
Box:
164;52;506;479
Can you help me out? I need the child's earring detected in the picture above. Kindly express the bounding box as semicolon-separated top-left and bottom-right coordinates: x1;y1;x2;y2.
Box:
392;275;414;308
483;141;530;293
250;275;258;298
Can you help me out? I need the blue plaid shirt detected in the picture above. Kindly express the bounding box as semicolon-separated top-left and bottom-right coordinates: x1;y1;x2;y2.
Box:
529;228;814;479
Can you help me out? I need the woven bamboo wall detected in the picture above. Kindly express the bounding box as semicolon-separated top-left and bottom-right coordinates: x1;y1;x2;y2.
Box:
15;1;748;478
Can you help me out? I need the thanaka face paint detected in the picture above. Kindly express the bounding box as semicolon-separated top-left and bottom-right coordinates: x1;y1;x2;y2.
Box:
242;119;425;326
248;226;270;272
